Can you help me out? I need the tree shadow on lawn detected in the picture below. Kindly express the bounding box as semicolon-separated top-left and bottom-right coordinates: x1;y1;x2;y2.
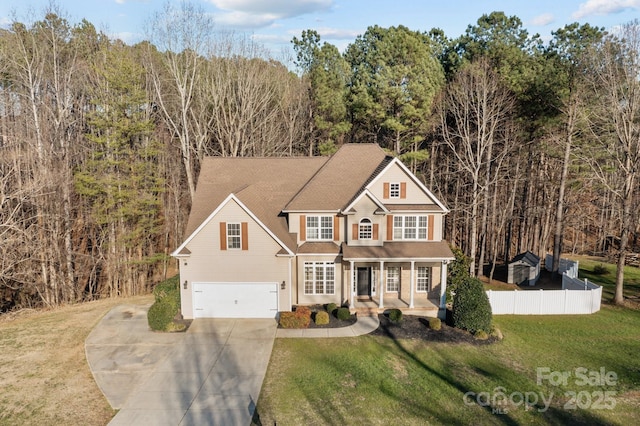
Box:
370;314;616;425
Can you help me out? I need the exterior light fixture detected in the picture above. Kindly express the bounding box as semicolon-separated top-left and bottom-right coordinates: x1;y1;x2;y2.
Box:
281;281;286;290
183;281;188;290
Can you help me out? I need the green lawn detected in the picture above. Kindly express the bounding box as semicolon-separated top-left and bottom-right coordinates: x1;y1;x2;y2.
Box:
572;256;640;303
256;305;640;425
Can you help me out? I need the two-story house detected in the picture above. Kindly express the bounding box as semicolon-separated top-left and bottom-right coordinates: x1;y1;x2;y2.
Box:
172;144;455;319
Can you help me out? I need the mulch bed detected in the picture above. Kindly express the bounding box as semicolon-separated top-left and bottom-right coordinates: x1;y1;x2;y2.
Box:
369;313;498;345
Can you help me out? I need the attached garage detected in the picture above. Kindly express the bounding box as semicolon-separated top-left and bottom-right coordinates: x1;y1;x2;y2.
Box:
192;282;279;318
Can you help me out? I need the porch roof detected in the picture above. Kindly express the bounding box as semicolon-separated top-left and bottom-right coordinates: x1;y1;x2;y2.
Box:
341;241;455;262
297;242;341;254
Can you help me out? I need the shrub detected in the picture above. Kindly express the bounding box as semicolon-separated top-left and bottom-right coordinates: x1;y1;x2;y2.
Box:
147;299;175;331
147;276;181;332
490;325;503;340
336;307;351;321
326;303;338;315
279;311;311;328
452;276;492;334
295;305;312;317
428;317;441;330
315;311;330;325
388;308;403;322
593;264;609;275
447;246;472;303
474;330;489;340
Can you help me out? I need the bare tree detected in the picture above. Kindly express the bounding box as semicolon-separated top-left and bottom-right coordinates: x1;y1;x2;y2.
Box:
145;1;214;200
584;21;640;304
440;58;516;275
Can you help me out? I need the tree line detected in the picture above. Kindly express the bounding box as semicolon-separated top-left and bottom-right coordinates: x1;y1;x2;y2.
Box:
0;3;638;311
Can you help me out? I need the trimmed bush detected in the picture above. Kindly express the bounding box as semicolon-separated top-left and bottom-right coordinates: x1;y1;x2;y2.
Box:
295;305;312;317
388;308;403;322
326;303;338;315
315;310;330;325
452;276;492;334
447;246;472;303
279;311;311;328
490;325;503;340
147;276;181;332
474;330;489;340
336;307;351;321
147;299;175;332
593;264;609;275
428;317;441;330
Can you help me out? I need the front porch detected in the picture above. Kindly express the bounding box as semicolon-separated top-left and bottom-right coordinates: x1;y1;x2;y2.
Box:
354;296;441;317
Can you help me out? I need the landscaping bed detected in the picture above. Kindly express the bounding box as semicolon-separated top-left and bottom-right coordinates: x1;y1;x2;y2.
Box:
370;313;497;345
278;304;357;329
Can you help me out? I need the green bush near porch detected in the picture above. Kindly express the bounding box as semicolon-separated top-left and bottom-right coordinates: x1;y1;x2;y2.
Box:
452;276;492;334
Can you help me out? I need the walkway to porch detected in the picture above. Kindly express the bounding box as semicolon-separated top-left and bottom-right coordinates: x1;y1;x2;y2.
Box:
354;296;440;317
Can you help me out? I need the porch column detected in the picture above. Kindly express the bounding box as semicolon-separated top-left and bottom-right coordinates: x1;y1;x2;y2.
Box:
349;260;355;308
440;260;449;309
409;260;415;308
379;260;384;309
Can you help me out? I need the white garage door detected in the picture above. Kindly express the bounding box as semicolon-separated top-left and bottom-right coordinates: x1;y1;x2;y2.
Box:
193;282;278;318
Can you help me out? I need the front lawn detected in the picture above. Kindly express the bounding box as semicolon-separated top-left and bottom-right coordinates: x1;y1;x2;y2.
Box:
255;305;640;425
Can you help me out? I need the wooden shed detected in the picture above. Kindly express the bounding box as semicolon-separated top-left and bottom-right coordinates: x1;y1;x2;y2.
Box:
508;251;541;286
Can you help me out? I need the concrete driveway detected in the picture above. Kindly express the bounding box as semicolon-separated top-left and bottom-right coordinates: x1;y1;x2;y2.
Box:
85;304;276;426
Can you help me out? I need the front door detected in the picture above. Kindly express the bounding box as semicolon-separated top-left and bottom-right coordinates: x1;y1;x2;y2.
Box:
357;267;371;296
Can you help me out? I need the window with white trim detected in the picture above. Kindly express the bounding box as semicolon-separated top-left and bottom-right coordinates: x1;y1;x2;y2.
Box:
359;218;372;239
417;266;430;292
393;215;428;240
304;262;335;294
387;266;399;292
389;182;400;198
307;216;333;240
227;223;241;249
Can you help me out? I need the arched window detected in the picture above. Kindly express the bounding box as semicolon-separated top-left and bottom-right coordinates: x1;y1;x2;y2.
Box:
359;218;372;239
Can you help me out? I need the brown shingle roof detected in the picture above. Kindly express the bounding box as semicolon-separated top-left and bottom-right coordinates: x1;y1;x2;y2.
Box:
297;242;341;254
284;144;389;211
184;156;326;250
341;241;455;261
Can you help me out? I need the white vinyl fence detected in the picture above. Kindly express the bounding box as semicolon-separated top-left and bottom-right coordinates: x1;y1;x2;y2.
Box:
545;254;579;278
487;255;601;315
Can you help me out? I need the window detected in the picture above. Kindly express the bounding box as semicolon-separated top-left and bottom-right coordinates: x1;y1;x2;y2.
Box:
417;267;430;292
387;267;399;292
359;218;372;239
393;215;428;240
227;223;241;249
304;262;335;294
389;182;400;198
307;216;333;240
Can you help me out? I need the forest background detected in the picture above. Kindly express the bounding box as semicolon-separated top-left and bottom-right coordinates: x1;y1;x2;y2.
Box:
1;2;639;312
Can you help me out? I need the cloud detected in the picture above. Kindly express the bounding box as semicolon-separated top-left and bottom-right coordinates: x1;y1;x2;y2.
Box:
572;0;640;19
209;0;333;28
530;13;555;26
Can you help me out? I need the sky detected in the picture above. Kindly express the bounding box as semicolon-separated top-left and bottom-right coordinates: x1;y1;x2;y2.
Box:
2;0;640;59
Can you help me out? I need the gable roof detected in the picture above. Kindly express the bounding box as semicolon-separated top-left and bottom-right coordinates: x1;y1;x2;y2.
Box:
182;156;326;252
284;144;389;212
510;251;540;267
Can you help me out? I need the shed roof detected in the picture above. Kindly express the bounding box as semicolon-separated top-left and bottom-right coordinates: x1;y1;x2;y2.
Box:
510;251;540;267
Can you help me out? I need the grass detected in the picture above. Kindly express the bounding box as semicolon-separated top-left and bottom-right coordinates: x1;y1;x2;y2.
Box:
256;308;640;425
570;255;640;303
0;294;153;426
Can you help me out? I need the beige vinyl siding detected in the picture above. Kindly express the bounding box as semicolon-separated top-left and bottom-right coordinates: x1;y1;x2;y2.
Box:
369;163;433;205
347;196;383;246
179;199;291;319
296;255;343;305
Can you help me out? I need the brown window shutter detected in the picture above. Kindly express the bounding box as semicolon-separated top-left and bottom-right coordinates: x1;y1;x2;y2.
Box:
386;215;393;240
333;216;340;241
241;222;249;250
220;222;227;250
400;182;407;199
373;224;379;240
383;182;390;199
428;215;434;240
352;224;358;240
299;215;306;241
